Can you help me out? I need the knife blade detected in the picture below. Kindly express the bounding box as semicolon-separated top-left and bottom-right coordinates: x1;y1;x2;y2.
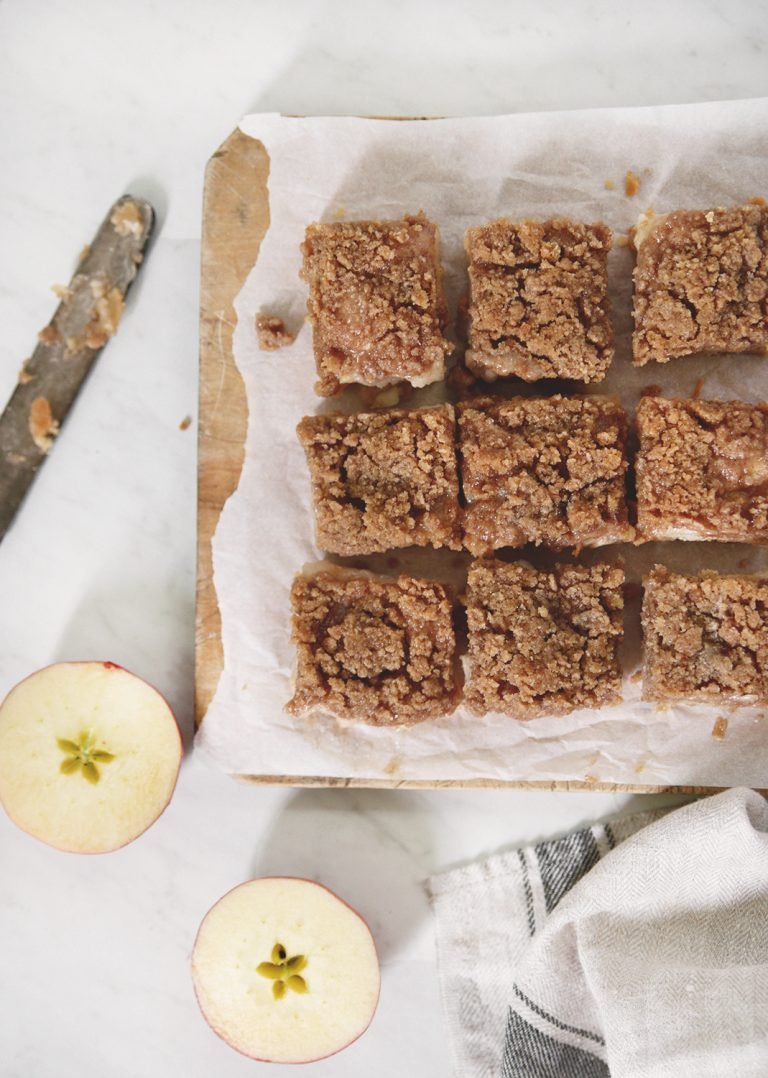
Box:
0;195;154;542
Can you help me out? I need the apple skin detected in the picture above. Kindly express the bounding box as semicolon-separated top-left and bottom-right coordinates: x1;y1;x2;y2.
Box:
0;660;183;854
191;877;381;1065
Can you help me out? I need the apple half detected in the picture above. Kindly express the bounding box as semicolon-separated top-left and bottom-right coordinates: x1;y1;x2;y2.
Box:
192;877;380;1063
0;661;182;853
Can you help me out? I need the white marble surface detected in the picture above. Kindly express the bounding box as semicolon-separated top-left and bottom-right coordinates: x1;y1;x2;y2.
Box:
0;1;765;1075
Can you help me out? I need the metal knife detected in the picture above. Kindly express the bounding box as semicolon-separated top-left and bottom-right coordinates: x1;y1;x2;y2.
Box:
0;195;154;542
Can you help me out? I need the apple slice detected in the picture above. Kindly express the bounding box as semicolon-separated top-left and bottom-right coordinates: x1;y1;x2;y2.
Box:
0;661;182;853
192;877;380;1064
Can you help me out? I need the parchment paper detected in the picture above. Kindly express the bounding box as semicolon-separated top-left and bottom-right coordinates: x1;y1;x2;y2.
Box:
196;101;768;786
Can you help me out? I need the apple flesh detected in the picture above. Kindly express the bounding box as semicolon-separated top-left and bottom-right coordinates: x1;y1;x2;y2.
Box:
0;661;182;853
192;877;380;1064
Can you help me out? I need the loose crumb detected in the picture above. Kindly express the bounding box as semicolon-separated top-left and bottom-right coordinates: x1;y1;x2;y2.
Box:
604;179;616;191
617;234;630;248
629;670;642;683
179;415;192;431
255;313;296;351
110;200;144;238
633;758;647;774
29;397;59;453
712;716;729;739
748;196;766;206
333;206;347;219
38;325;60;345
18;359;34;385
64;286;125;354
625;170;641;197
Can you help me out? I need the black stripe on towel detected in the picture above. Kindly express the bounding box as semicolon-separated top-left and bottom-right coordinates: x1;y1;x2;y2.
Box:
501;1007;610;1078
517;848;536;937
534;828;601;914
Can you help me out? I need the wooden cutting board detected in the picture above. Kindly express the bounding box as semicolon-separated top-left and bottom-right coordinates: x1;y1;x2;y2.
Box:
195;125;724;794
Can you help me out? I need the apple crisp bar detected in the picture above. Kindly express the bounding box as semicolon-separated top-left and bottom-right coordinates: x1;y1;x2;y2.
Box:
286;567;460;725
300;213;452;396
297;404;461;555
635;396;768;543
464;218;614;382
458;395;634;556
632;204;768;366
464;559;624;720
642;565;768;705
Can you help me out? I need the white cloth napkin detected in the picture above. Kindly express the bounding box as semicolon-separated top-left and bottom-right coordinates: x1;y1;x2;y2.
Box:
429;789;768;1077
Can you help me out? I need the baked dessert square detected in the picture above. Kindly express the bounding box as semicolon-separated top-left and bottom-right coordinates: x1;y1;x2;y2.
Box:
458;395;634;556
297;404;461;555
300;213;452;396
635;396;768;543
464;559;624;719
286;567;460;725
642;565;768;705
632;204;768;366
464;218;614;383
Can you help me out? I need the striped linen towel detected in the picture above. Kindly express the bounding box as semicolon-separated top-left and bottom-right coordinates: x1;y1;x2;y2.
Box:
429;788;768;1077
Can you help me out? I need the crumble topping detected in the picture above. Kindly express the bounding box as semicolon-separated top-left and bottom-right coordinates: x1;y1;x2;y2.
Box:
465;559;624;719
632;203;768;366
625;170;641;197
300;213;452;396
642;565;768;704
110;200;145;238
62;280;125;354
297;404;461;555
28;397;59;453
256;314;296;351
458;395;634;555
464;217;614;383
635;396;768;543
286;567;460;725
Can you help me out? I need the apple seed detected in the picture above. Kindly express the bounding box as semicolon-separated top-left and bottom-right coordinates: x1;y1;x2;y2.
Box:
257;943;309;999
57;730;115;783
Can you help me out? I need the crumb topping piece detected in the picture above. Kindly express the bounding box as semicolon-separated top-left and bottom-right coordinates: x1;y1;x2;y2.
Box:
300;213;452;396
465;559;624;719
297;404;461;555
624;170;641;198
464;218;614;383
632;203;768;366
635;396;768;543
28;397;59;453
642;565;768;704
110;200;145;238
458;395;634;555
286;568;460;725
256;314;295;351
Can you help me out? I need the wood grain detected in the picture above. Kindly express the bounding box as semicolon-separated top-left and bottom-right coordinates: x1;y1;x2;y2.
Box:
196;128;270;724
196;123;747;795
